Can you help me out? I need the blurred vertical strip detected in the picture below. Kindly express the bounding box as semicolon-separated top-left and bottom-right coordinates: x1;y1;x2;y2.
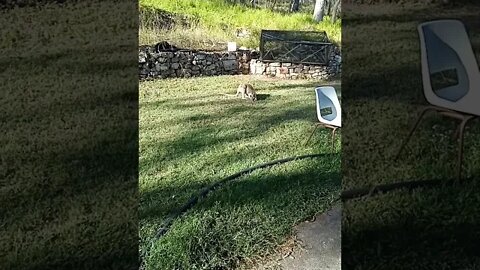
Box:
0;1;139;269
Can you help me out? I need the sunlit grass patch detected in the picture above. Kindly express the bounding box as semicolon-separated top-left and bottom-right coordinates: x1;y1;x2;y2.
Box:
139;76;341;269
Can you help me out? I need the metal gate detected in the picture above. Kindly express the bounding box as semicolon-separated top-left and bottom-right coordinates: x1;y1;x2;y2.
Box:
259;30;334;65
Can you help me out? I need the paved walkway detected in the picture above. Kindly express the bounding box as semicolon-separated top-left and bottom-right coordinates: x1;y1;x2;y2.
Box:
256;204;341;270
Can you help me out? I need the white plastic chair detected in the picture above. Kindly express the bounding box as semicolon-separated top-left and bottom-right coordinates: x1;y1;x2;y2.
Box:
396;19;479;180
305;86;341;149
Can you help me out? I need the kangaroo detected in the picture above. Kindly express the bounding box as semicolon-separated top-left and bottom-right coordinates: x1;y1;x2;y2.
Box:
236;83;257;101
224;83;257;102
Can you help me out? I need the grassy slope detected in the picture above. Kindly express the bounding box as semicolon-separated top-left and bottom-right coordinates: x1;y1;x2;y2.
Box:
342;3;480;268
0;2;138;269
139;0;340;49
140;76;341;269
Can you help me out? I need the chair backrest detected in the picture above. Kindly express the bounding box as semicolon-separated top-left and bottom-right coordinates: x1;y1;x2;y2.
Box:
418;20;480;116
315;86;341;127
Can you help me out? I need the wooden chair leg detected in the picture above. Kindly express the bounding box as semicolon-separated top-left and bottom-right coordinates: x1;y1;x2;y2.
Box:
453;124;461;140
456;116;475;181
395;107;434;161
305;123;320;146
331;127;338;151
395;104;475;181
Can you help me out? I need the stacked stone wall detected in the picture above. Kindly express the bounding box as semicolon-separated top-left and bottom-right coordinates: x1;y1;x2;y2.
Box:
139;45;341;80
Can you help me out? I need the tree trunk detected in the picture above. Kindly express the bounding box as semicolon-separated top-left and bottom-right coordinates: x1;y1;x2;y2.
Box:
313;0;325;22
325;0;331;16
331;0;340;22
290;0;300;12
270;0;278;10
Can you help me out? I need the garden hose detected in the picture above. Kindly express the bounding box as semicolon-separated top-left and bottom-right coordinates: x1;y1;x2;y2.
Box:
340;177;467;201
141;153;339;268
153;152;339;239
152;153;467;240
143;152;471;268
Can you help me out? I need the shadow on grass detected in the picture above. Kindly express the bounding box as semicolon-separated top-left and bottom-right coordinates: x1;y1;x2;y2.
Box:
139;95;328;231
140;181;208;220
2;64;137;124
262;82;318;91
141;94;259;111
146;161;341;270
343;182;480;269
2;116;138;270
193;159;341;214
342;65;423;100
259;81;341;93
342;3;480;269
141;101;316;168
255;93;270;101
140;140;339;223
2;63;138;270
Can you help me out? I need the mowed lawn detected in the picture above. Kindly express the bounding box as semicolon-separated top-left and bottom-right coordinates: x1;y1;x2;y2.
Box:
139;76;341;269
0;2;138;269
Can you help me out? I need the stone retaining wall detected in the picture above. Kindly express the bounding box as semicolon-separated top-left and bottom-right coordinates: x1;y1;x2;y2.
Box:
139;45;341;80
250;55;341;80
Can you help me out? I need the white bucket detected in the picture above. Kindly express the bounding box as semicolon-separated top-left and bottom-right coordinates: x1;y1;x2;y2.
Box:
227;42;237;52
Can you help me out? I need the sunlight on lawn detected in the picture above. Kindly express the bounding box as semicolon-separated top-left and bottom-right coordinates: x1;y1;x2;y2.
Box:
139;76;341;269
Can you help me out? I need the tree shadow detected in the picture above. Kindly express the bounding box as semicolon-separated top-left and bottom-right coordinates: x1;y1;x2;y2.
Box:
3;119;138;270
343;183;480;268
342;3;480;269
342;64;424;100
189;156;341;214
140;100;316;169
2;56;138;270
140;139;339;222
145;159;341;269
139;97;337;229
140;181;208;221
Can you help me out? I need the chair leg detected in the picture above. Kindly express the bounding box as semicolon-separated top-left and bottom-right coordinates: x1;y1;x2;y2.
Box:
456;116;474;181
395;107;434;161
331;127;338;151
453;124;461;140
305;123;320;146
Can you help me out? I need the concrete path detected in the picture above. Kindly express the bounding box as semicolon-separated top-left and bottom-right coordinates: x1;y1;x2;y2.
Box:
255;204;341;270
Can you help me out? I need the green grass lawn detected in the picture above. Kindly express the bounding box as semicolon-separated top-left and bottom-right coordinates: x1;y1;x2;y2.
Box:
0;1;138;269
140;76;341;269
342;2;480;268
139;0;341;49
